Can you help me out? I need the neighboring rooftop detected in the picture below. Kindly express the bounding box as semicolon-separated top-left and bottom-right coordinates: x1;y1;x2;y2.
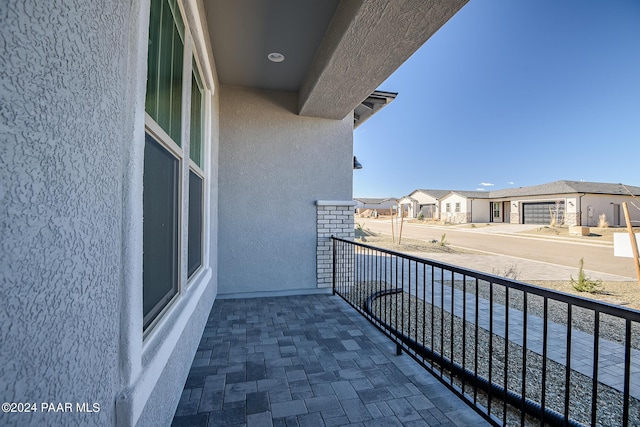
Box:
403;180;640;200
490;180;640;198
354;197;398;204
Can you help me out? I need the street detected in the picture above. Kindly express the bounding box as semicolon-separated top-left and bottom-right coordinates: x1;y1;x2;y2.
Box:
360;220;636;280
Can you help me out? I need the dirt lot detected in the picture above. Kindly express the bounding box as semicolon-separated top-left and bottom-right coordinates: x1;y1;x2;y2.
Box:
355;226;640;311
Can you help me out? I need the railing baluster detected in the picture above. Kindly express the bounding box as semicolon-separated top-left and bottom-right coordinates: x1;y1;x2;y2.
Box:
564;303;572;423
450;270;455;385
521;291;528;426
431;264;435;368
488;281;494;416
415;261;418;347
403;258;406;338
440;267;445;378
591;310;599;427
423;262;427;363
541;297;548;427
474;277;479;406
408;259;411;342
462;274;467;395
503;286;509;426
623;318;631;427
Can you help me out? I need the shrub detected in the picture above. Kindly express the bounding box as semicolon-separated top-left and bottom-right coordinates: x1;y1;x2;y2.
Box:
598;213;609;228
571;258;602;293
492;263;520;280
417;211;425;221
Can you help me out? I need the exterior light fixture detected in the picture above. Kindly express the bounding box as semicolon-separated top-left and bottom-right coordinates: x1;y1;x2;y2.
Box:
267;52;285;63
353;156;363;170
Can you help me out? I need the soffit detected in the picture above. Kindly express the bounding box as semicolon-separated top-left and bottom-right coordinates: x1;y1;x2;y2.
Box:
204;0;339;92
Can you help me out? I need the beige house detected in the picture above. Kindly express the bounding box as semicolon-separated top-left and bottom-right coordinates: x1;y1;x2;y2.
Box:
432;181;640;226
354;197;399;216
402;189;451;219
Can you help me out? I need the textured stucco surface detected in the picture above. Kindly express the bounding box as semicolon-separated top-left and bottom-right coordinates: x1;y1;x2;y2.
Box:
136;278;217;427
0;1;130;425
218;86;353;295
299;0;469;119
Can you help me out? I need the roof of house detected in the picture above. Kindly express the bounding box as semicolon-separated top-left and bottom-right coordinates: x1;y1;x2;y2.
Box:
407;180;640;202
444;190;492;199
354;197;398;205
489;180;640;198
411;189;451;199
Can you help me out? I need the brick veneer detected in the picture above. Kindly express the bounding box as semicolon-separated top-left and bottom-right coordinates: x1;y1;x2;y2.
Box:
316;200;356;288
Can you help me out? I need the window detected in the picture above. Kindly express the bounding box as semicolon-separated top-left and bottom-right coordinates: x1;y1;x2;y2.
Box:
143;132;180;330
455;202;460;213
446;203;451;213
493;202;501;218
143;0;207;331
188;60;204;278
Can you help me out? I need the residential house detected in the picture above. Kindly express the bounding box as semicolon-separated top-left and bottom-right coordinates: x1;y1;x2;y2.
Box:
439;190;492;223
0;1;468;426
402;189;456;219
354;197;399;216
425;181;640;225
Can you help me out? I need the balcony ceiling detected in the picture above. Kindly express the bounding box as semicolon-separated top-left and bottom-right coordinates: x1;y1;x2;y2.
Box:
205;0;340;92
204;0;469;120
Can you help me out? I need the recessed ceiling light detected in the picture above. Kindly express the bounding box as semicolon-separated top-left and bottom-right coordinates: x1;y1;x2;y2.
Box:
267;52;285;63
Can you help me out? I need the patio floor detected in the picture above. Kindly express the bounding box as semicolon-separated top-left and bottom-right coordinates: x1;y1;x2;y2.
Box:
171;294;489;426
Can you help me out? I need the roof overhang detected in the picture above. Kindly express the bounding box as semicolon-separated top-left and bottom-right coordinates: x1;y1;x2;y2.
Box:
205;0;469;121
354;91;397;128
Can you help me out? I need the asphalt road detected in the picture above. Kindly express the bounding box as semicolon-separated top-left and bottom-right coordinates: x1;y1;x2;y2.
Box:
361;220;636;280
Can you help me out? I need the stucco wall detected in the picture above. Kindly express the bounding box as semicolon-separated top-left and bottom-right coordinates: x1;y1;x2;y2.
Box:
0;1;130;425
581;194;640;227
218;86;353;295
471;199;491;223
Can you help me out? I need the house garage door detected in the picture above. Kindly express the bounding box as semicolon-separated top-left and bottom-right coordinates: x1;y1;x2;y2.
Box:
522;202;565;225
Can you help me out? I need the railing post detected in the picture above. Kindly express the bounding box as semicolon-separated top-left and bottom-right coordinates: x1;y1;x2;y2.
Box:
332;236;336;295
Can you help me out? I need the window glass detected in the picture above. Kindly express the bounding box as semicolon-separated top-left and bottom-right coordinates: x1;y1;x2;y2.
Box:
190;59;203;167
143;133;180;329
188;170;203;277
145;0;184;145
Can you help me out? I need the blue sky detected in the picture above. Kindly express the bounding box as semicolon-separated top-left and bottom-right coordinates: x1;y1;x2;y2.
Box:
353;0;640;198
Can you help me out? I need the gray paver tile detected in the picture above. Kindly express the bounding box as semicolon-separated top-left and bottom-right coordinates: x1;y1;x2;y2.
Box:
271;399;308;418
305;395;341;413
172;295;490;426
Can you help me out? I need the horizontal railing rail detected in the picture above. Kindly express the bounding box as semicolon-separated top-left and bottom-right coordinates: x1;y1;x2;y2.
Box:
332;237;640;427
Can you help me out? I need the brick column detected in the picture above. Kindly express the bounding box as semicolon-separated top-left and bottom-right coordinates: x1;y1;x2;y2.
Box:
316;200;356;289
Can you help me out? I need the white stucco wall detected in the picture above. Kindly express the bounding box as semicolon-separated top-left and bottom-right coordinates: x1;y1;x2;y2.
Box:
411;191;438;205
470;199;491;223
218;86;353;296
440;194;468;223
0;1;130;425
580;194;640;227
1;1;221;426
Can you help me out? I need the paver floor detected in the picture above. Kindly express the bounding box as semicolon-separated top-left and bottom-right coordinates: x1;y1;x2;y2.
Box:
172;294;489;427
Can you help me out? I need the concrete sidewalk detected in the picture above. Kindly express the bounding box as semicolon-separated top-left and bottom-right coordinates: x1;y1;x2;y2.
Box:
401;251;634;282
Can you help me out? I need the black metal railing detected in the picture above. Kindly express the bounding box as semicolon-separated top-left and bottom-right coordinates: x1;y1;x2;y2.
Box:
332;237;640;427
